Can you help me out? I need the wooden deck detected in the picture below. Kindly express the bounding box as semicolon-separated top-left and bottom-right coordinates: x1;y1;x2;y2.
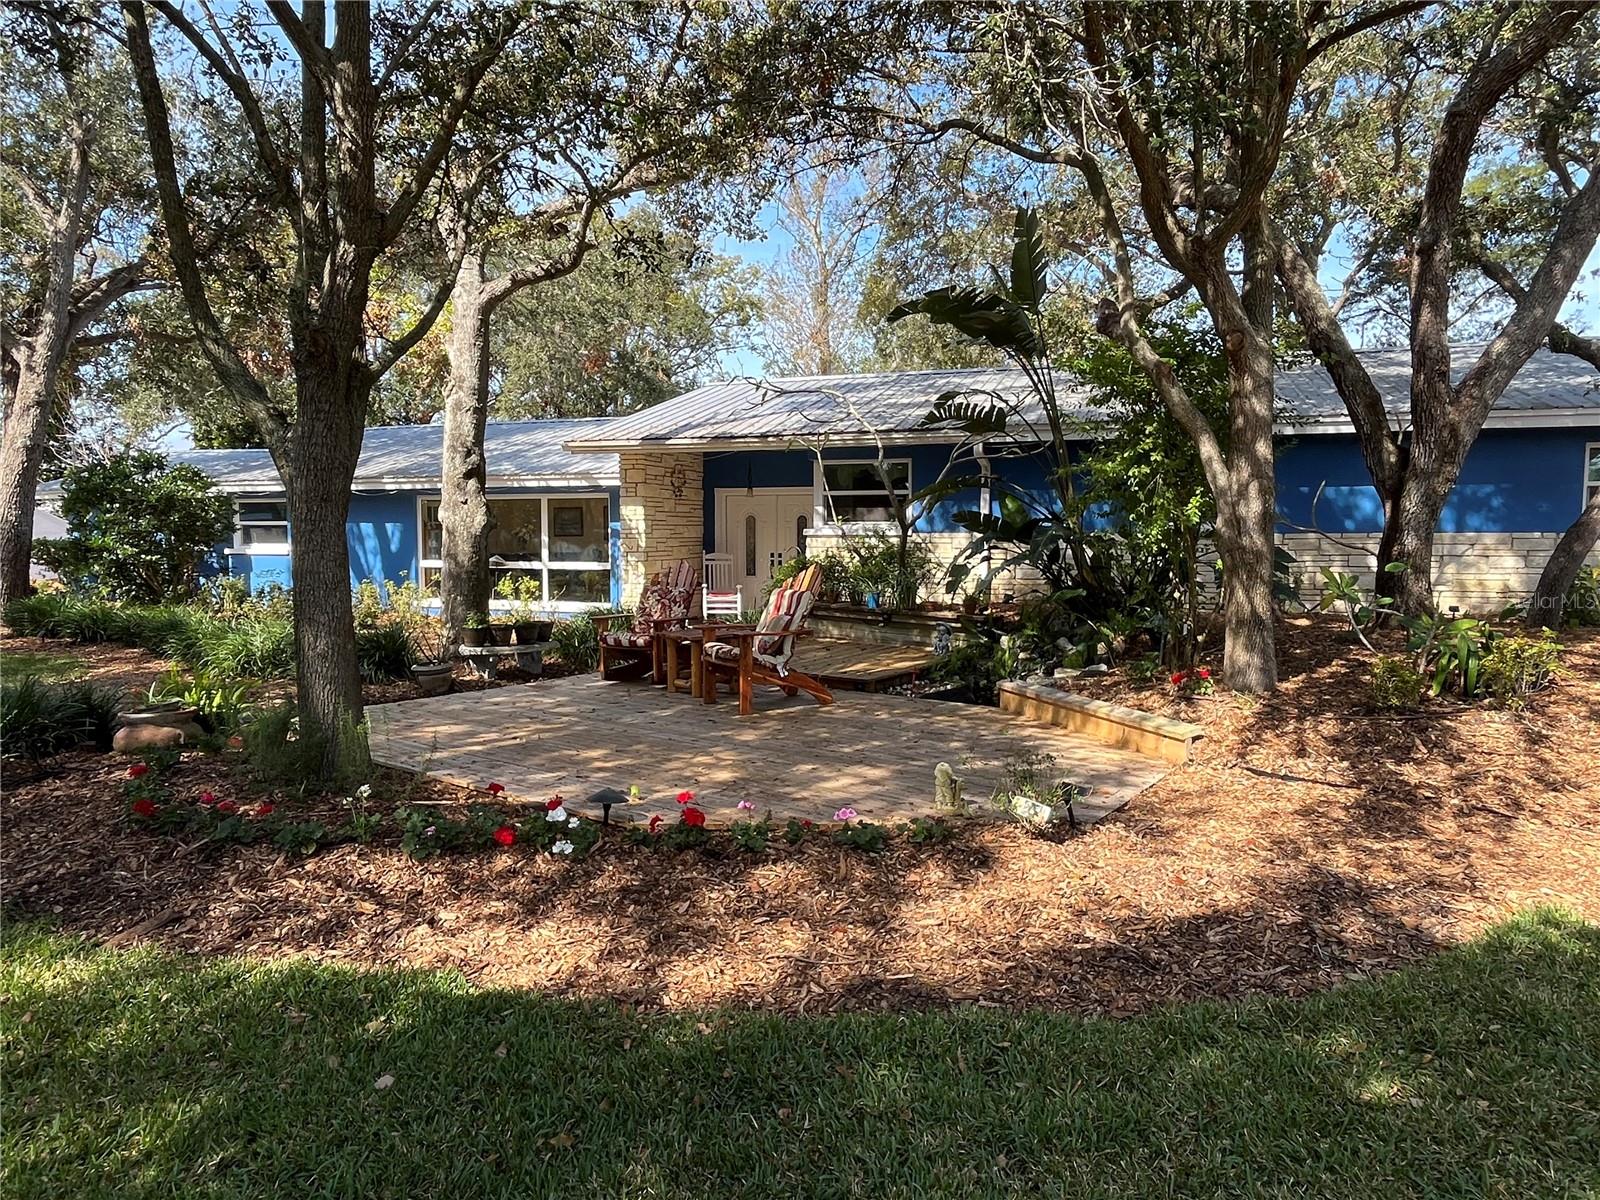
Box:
790;637;938;688
367;676;1171;827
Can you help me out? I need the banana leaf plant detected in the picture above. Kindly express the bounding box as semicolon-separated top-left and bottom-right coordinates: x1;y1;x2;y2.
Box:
887;206;1112;604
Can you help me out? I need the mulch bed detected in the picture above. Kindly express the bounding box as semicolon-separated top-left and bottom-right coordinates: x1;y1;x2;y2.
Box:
3;617;1597;1017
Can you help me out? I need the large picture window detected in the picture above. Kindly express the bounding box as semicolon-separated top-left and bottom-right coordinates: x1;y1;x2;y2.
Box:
419;495;611;607
235;499;290;552
1586;443;1599;507
820;459;911;524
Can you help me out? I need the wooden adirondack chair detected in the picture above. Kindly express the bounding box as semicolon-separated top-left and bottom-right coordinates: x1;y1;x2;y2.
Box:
700;563;834;715
594;559;698;682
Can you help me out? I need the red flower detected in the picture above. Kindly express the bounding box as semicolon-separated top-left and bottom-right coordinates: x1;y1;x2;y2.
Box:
127;764;150;779
1196;667;1211;680
487;782;505;796
648;814;662;835
676;790;694;805
801;819;813;829
1170;672;1185;686
257;802;274;816
226;735;244;750
199;791;218;807
544;796;564;811
681;806;706;828
130;797;157;819
493;825;516;846
216;799;239;814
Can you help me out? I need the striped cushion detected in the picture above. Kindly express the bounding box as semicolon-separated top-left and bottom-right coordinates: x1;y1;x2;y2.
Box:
703;641;741;663
631;577;670;634
600;631;653;649
753;581;813;659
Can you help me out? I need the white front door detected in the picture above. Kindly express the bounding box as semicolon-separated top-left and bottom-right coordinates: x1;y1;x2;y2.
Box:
718;488;814;600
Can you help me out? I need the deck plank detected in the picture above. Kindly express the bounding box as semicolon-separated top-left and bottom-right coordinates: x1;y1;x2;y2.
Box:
367;675;1171;828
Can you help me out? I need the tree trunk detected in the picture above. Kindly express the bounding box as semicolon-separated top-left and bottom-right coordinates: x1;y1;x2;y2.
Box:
1217;333;1279;694
1527;487;1600;628
0;113;92;610
281;373;368;775
0;356;60;609
439;253;494;640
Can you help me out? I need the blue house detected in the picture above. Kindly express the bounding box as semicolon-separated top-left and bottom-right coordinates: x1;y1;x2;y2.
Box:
174;345;1598;614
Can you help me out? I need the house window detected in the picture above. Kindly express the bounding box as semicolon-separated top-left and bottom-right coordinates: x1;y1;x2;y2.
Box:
419;495;611;608
821;459;911;524
1586;443;1600;506
235;500;289;552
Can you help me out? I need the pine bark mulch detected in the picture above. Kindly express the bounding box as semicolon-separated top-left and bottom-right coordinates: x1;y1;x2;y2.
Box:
2;618;1596;1017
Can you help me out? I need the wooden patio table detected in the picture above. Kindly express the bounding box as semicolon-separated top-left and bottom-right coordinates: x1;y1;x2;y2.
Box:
657;626;710;697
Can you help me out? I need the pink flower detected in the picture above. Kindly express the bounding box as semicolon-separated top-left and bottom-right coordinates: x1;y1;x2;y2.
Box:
676;790;695;806
681;806;706;828
493;825;516;847
736;800;756;812
226;735;244;750
487;782;505;796
130;797;157;819
127;764;150;779
833;807;857;822
199;791;218;807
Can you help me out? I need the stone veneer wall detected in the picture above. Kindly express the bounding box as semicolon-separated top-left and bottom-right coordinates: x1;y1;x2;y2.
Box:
803;527;1597;613
801;530;1050;603
1276;531;1600;612
618;451;704;605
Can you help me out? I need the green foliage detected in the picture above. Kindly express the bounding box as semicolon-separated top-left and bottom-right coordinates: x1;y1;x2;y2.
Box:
32;451;234;603
149;668;256;737
902;815;956;846
355;621;414;684
835;530;938;608
4;593;293;680
1403;613;1499;699
242;704;370;792
728;817;771;853
549;608;626;672
1368;656;1424;711
763;552;851;603
1481;632;1562;706
830;820;889;853
0;676;123;759
1562;566;1600;628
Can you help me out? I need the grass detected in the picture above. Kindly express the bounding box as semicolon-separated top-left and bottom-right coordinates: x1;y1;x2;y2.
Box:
2;910;1597;1199
0;649;85;680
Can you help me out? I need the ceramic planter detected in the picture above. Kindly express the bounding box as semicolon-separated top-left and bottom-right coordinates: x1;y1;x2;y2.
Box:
489;624;515;647
460;627;488;647
411;663;452;696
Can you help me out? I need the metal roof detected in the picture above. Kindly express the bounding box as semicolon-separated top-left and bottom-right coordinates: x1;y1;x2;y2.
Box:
155;418;622;495
565;345;1598;451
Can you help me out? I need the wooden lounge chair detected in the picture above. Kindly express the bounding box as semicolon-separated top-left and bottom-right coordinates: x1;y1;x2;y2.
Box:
594;559;698;682
700;563;834;715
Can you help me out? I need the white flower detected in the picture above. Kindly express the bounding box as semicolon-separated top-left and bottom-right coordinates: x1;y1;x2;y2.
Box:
568;816;581;828
356;784;373;800
545;806;569;823
424;825;437;837
551;839;574;855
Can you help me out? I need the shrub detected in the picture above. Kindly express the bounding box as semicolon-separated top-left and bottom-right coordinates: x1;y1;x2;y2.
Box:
0;677;124;759
32;450;234;602
1369;655;1424;711
242;703;370;790
549;608;625;672
1481;632;1562;706
1563;567;1600;628
355;621;414;683
149;668;257;737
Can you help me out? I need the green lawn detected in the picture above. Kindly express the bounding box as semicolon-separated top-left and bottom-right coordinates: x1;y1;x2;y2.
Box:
0;649;86;680
3;912;1597;1199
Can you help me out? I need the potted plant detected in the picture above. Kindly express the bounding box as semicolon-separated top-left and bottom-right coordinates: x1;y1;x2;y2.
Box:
407;626;453;696
460;611;489;648
493;574;547;643
488;612;516;646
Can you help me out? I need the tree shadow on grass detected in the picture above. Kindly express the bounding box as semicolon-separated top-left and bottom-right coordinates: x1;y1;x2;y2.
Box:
3;911;1597;1199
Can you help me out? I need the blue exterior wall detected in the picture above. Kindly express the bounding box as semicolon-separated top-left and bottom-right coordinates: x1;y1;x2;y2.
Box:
1276;426;1596;533
224;486;623;606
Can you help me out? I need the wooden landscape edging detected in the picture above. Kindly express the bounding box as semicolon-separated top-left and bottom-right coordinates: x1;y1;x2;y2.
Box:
997;680;1204;765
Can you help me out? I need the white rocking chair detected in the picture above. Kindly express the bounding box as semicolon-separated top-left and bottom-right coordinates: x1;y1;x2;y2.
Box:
702;552;744;620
